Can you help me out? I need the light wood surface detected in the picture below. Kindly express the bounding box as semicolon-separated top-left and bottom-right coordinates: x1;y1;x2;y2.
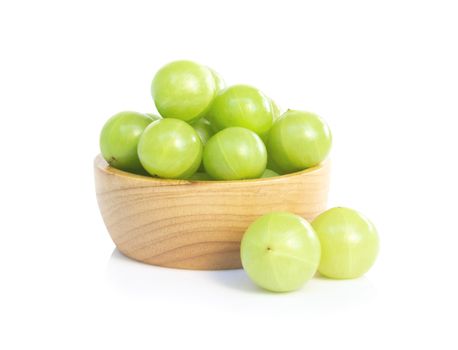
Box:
94;155;330;270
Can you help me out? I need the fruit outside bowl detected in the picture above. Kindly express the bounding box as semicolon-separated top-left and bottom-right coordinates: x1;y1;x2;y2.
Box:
94;155;330;270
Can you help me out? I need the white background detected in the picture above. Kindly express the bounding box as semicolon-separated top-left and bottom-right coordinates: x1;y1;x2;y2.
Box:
1;0;457;349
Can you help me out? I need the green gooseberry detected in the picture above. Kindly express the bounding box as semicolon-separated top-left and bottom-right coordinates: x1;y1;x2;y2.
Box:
203;127;267;180
312;207;379;279
207;84;274;139
137;118;202;179
99;111;153;174
151;60;216;122
267;110;332;173
241;212;321;292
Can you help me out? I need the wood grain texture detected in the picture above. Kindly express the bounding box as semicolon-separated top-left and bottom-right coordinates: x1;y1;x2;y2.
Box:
94;155;330;270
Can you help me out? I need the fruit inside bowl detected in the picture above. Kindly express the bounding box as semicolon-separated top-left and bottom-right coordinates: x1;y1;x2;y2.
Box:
95;60;333;270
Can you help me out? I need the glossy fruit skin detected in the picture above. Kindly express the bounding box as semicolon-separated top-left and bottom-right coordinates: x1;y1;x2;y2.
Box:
208;67;225;92
270;98;281;120
203;127;267;180
207;85;274;139
151;60;216;122
267;110;332;173
191;118;214;145
266;155;284;174
137;118;203;179
99;111;153;173
241;212;321;292
261;169;279;178
311;207;379;279
192;118;215;171
145;113;162;122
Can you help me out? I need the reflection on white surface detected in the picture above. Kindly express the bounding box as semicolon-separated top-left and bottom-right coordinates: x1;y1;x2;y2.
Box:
106;249;377;314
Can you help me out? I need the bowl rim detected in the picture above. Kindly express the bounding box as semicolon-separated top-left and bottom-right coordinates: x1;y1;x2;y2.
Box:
94;154;329;185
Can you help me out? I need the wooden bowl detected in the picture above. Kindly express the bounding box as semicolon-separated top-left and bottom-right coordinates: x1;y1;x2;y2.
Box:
94;155;330;270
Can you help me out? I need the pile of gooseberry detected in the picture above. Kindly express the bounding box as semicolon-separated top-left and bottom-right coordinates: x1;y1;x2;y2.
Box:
100;60;332;180
99;60;379;293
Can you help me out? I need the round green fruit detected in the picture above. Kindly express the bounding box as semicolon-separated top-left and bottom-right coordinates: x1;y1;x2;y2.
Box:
99;111;153;173
138;118;202;179
203;127;267;180
241;212;321;292
312;207;379;279
207;84;274;139
267;110;332;173
151;60;216;122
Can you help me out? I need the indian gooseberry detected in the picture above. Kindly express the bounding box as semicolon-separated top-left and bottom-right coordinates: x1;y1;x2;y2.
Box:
207;84;274;140
241;212;321;292
267;110;332;173
137;118;202;179
203;127;267;180
151;60;216;122
311;207;379;279
99;111;153;174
